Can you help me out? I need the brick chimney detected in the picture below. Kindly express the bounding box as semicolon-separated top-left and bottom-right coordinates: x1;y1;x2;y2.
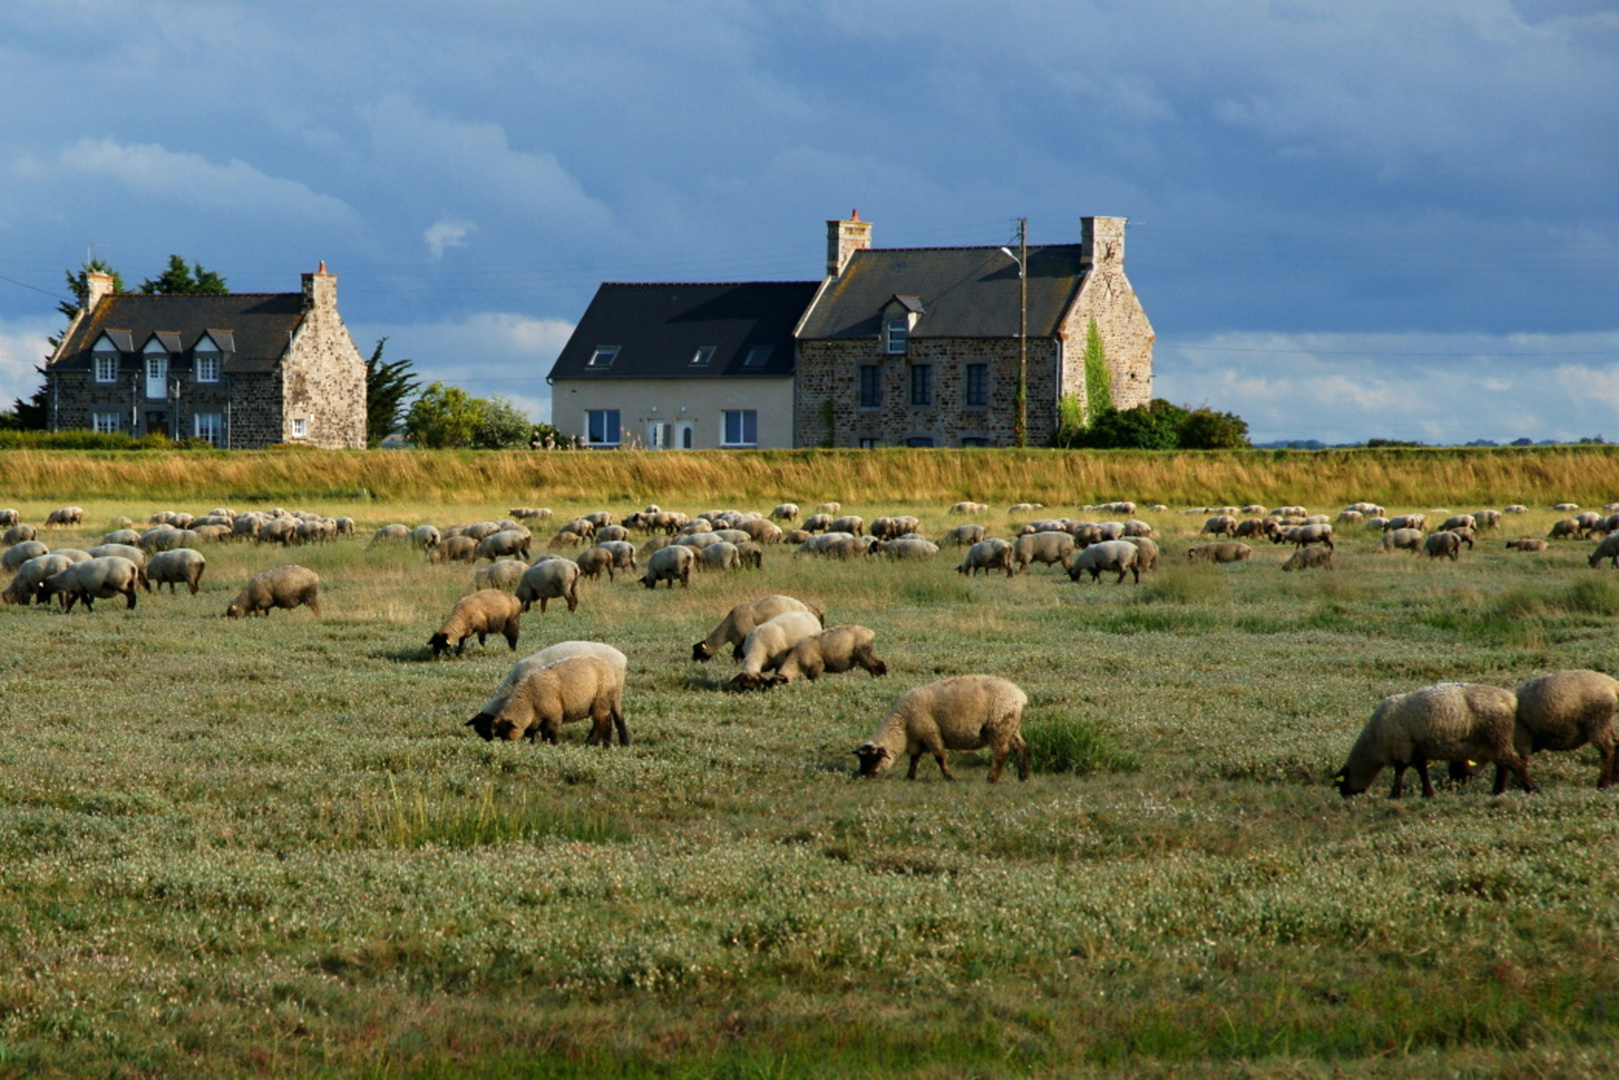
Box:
82;270;116;314
1081;217;1126;270
826;211;873;277
301;261;336;312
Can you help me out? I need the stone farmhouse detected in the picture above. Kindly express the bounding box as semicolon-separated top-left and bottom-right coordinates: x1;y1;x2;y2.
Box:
548;213;1153;449
45;264;367;449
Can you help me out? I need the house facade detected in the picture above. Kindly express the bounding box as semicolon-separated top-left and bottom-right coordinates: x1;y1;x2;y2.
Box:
793;215;1154;448
547;281;819;450
45;265;367;449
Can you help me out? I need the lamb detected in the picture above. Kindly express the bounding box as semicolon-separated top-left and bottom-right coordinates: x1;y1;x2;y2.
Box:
1;554;74;605
1512;669;1619;789
3;541;50;574
957;538;1014;577
729;610;824;690
3;524;39;546
692;594;825;662
516;558;581;612
38;555;144;612
475;529;531;562
465;655;628;745
640;544;696;589
1423;531;1464;561
1012;531;1076;573
769;625;887;686
1507;538;1549;552
1281;545;1334;571
854;674;1029;783
44;506;84;527
1068;539;1140;584
428;589;523;658
1377;528;1425;553
1333;682;1537;798
1187;542;1253;564
473;558;529;592
226;565;321;618
145;548;207;594
1591;534;1619;568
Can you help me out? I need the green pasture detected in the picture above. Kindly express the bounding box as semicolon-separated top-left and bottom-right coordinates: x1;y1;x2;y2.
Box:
3;493;1619;1077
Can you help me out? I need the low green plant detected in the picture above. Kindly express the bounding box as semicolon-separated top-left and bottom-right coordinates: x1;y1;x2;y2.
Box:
1024;713;1139;775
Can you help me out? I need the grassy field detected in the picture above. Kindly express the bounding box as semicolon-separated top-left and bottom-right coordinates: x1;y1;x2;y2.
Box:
5;459;1619;1076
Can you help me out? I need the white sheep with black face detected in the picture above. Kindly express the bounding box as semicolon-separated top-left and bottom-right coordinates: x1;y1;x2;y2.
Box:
855;675;1029;783
1334;682;1535;798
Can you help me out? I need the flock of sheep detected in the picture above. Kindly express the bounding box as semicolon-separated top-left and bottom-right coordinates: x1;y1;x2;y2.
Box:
5;493;1619;791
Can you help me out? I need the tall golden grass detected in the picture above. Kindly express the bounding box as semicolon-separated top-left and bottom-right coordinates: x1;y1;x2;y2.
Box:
5;445;1619;506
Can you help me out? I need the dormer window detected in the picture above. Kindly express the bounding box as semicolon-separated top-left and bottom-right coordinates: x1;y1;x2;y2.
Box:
143;337;170;400
690;346;716;367
588;346;619;368
194;333;223;383
92;334;119;382
742;345;773;368
885;319;908;355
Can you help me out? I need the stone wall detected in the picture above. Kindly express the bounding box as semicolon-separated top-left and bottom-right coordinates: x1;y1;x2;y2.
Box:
284;271;367;449
1065;219;1155;413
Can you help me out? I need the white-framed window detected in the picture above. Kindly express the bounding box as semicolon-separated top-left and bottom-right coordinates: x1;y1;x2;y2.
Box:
195;354;221;382
885;318;908;355
144;341;168;400
587;346;619;368
689;346;716;367
291;418;308;439
194;412;223;447
94;354;118;382
586;409;620;447
721;409;757;447
92;412;120;434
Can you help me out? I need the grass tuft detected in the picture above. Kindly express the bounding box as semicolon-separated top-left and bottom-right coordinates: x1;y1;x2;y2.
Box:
1025;712;1139;775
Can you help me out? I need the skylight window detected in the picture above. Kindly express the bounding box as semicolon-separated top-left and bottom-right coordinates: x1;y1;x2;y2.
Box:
690;346;716;366
588;346;619;368
742;346;773;368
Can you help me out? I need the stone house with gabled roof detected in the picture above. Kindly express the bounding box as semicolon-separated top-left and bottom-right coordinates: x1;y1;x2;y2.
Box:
794;214;1154;448
547;280;820;450
45;264;367;449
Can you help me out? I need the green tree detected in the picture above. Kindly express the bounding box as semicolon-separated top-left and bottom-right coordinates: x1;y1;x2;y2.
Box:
364;337;420;447
139;254;227;295
1083;317;1113;422
404;382;483;448
1077;406;1180;449
471;395;532;449
1178;407;1251;449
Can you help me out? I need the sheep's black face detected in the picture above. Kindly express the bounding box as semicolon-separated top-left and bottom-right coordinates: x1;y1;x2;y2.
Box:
692;642;714;663
429;633;451;659
1333;769;1364;798
870;660;888;678
854;744;891;777
466;714;497;741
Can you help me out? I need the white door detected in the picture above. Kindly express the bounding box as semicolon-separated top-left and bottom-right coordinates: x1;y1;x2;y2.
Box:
145;356;168;399
647;421;667;449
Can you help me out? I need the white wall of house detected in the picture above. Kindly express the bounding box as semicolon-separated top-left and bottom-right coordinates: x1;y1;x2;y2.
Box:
549;377;795;450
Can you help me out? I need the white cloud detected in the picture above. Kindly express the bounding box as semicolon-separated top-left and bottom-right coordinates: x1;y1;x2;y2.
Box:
0;316;55;411
424;217;477;261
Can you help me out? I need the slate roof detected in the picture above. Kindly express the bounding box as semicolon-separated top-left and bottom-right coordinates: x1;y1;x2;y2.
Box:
548;281;820;381
798;245;1088;341
50;293;306;374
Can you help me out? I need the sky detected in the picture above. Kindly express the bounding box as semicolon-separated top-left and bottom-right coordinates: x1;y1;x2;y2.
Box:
1;0;1615;445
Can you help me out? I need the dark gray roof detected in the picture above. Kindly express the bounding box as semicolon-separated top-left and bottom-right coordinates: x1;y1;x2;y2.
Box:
51;293;306;374
799;245;1088;341
548;281;820;381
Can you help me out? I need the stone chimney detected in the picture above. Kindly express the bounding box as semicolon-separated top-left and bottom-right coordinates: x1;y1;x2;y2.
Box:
82;270;116;314
826;211;873;277
1081;217;1126;270
301;261;336;312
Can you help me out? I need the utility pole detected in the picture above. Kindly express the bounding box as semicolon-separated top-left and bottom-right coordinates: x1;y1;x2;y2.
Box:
1014;218;1028;448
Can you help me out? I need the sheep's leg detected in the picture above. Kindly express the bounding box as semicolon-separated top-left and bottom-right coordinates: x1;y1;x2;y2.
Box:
988;742;1007;783
1414;759;1437;798
1388;763;1408;798
1013;735;1030;782
1499;752;1539;794
934;750;957;781
906;753;923;780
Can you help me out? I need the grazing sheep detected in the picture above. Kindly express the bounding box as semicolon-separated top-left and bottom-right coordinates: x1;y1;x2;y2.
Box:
730;610;825;690
371;524;410;545
428;535;479;563
1554;502;1580;512
474;558;529;592
1068;540;1140;584
44;506;84;527
1513;670;1619;789
1384;514;1426;532
226;565;321;618
516;558;581;612
1377;528;1425;554
466;655;628;745
88;543;148;572
1549;518;1582;540
3;524;39;546
2;554;74;605
575;547;615;581
874;537;939;560
509;507;554;521
734;541;764;569
801;513;834;533
146;548;207;594
816;501;842;515
1590;534;1619;568
1336;510;1365;525
699;541;742;573
1187;542;1254;564
770;625;887;686
1008;503;1043;514
854;674;1029;783
957;538;1015;577
692;595;825;663
476;641;628;725
829;515;865;537
640;544;696;589
948;501;989;515
1506;538;1548;552
1275;523;1334;550
1012;531;1076;573
2;541;50;574
0;509;17;527
38;555;144;612
1503;504;1528;515
102;529;142;546
1281;546;1334;571
1423;531;1464;561
475;529;531;562
944;523;986;547
770;503;800;522
429;589;523;658
1334;682;1536;798
1201;515;1237;536
1472;510;1503;530
1440;514;1476;533
1125;536;1160;572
